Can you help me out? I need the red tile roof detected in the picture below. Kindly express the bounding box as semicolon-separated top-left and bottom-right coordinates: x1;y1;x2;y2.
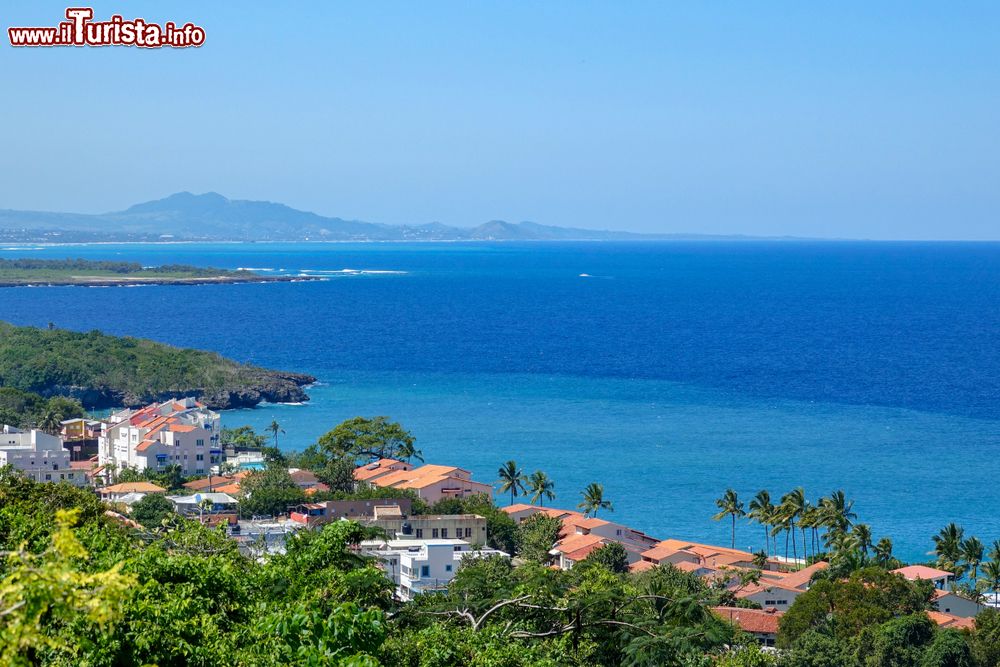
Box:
927;611;975;630
893;565;954;581
712;607;783;635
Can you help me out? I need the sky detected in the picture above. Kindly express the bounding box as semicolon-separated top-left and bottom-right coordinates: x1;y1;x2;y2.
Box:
2;2;999;239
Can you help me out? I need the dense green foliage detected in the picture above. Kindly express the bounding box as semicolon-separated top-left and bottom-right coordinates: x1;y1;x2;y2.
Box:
0;387;84;429
0;321;307;407
0;257;246;278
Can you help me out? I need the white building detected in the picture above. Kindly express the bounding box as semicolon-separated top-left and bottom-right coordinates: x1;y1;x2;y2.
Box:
99;398;221;477
0;425;82;485
360;537;509;601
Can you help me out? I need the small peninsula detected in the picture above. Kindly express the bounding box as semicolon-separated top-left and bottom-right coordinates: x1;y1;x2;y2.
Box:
0;258;319;287
0;322;315;410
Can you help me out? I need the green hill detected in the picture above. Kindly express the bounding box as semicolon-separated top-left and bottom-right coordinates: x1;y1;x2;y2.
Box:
0;322;315;410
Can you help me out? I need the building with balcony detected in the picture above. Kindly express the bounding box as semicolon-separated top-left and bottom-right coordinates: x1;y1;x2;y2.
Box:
98;398;221;477
0;425;82;485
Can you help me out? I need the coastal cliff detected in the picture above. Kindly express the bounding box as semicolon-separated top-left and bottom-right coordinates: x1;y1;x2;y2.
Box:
0;322;315;410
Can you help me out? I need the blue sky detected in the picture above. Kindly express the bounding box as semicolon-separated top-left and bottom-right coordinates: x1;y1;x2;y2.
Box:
2;2;999;239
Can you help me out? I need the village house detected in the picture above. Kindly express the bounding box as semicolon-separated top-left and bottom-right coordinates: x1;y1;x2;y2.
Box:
0;425;82;486
931;588;984;618
892;565;956;590
98;481;167;502
353;459;492;503
359;537;508;601
711;607;783;647
99;398;221;477
288;499;488;542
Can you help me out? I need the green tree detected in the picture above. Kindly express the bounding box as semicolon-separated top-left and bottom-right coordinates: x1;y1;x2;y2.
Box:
934;523;965;573
316;416;421;463
0;509;135;667
960;536;984;583
920;628;974;667
853;613;934;667
130;493;176;529
782;630;848;667
969;608;1000;667
515;513;561;564
874;537;895;567
221;425;267;449
496;460;527;506
239;465;305;517
527;470;555;506
37;409;62;435
713;488;746;550
718;643;777;667
578;482;613;517
582;542;629;574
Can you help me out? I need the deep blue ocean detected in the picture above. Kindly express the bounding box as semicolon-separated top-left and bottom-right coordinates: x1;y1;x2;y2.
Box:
2;241;999;561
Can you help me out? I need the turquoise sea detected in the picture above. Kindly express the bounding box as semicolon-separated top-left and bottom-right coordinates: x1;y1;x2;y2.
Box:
2;241;999;561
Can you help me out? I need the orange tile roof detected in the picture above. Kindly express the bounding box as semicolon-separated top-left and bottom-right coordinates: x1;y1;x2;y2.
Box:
762;561;829;589
169;424;198;433
927;611;975;630
674;560;712;574
893;565;954;581
134;439;159;452
367;464;463;488
712;607;783;635
100;482;167;494
501;503;541;514
183;476;239;491
215;482;242;495
629;560;656;573
553;532;605;555
734;579;802;598
563;542;605;562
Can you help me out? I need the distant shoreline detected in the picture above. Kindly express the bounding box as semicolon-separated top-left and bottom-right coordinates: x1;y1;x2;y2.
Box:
0;275;322;288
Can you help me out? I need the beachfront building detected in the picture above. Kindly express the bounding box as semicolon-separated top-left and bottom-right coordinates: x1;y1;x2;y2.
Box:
360;537;509;601
354;459;493;503
0;425;82;485
892;565;956;590
99;398;221;477
502;503;660;569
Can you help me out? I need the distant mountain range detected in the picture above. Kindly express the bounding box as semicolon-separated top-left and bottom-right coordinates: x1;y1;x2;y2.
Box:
0;192;747;242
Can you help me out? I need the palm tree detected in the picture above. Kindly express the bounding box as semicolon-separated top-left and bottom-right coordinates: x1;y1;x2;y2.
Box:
527;470;555;506
396;440;424;463
874;537;894;567
748;490;774;556
988;539;1000;564
821;490;857;534
983;560;1000;598
933;523;964;571
852;523;873;561
267;420;284;449
578;482;613;517
961;536;985;583
38;409;62;435
712;489;745;550
780;488;807;562
496;460;527;506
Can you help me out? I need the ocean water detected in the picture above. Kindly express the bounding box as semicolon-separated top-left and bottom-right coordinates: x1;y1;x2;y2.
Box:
1;241;999;561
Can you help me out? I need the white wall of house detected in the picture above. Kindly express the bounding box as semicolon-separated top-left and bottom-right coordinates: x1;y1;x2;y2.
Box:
741;587;801;612
936;592;983;618
0;426;81;485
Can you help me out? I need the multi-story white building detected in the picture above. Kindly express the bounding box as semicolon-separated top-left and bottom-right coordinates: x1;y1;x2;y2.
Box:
360;537;509;601
99;398;221;477
0;425;82;485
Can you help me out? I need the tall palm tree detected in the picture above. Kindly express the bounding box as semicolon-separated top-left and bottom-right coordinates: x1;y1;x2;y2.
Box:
983;560;1000;598
933;523;964;570
988;539;1000;565
712;489;745;550
748;490;774;556
852;523;873;561
496;460;527;506
873;537;894;567
961;536;985;582
527;470;555;506
578;482;613;517
267;420;284;449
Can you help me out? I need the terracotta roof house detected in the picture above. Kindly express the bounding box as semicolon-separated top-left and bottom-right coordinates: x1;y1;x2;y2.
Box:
355;462;493;503
712;607;783;646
